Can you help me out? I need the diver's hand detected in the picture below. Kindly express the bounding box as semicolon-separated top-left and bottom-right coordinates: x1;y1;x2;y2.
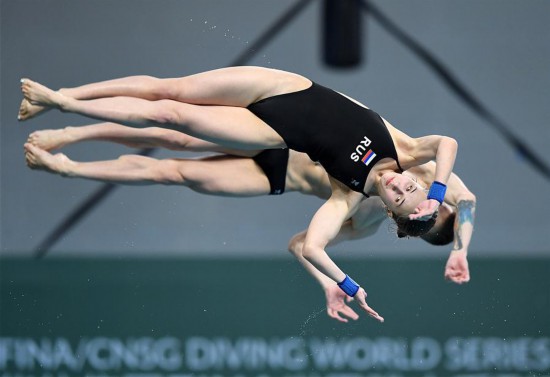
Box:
408;199;440;221
444;250;470;284
325;285;359;323
353;288;384;323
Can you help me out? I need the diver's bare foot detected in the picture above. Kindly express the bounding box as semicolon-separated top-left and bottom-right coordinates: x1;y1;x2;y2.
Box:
27;128;76;151
20;78;64;108
24;143;73;176
18;98;49;121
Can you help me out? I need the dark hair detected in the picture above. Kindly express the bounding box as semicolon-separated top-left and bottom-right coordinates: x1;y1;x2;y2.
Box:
393;215;437;239
421;212;456;246
391;211;456;246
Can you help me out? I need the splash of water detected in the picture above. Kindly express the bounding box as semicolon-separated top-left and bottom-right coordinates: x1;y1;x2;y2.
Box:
299;306;326;336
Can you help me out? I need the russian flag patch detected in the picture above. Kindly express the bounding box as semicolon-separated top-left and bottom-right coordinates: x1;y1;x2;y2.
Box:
361;150;377;166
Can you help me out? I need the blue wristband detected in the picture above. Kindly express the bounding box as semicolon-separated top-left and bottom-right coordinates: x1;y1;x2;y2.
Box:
427;181;447;204
337;275;360;297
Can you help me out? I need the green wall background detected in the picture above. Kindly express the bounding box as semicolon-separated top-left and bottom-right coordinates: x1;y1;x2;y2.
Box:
1;257;549;376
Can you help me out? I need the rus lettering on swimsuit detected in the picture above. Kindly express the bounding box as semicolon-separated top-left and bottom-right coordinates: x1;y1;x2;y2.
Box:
350;136;372;162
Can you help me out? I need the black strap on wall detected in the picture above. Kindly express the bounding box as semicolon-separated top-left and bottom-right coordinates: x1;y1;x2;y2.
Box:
33;0;314;258
362;0;550;180
33;148;156;259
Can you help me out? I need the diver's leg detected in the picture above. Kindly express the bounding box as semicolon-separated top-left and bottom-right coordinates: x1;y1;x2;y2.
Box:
22;80;285;150
24;143;271;196
27;122;258;157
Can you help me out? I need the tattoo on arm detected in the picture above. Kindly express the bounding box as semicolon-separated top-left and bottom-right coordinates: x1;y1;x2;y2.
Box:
453;200;476;250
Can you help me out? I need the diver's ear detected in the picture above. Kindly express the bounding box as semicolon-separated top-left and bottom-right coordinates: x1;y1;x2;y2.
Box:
385;207;393;219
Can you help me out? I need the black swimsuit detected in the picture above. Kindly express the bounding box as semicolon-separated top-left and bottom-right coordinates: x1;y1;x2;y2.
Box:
252;148;289;195
248;82;403;194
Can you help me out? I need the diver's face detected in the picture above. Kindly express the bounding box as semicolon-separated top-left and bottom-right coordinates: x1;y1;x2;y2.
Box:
379;173;427;217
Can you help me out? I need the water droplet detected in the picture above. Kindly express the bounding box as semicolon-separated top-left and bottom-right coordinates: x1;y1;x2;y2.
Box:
299;307;325;336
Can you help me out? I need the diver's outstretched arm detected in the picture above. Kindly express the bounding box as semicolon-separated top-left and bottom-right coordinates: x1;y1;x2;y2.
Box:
444;174;476;284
